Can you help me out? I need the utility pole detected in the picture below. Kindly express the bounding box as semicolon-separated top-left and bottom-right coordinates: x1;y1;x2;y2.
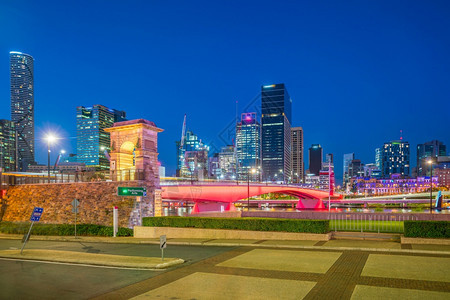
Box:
328;160;331;212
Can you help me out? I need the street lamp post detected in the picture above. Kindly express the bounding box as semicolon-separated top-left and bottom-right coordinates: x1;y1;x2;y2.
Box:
247;168;256;211
428;160;434;214
328;160;331;212
45;134;57;183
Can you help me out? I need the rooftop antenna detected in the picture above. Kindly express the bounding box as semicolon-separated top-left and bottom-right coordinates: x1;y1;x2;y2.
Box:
400;129;403;140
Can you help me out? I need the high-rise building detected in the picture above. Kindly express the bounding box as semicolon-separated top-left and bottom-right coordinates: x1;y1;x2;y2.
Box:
208;153;220;179
343;153;355;188
176;130;209;178
184;149;209;180
261;84;292;182
375;148;382;170
435;156;450;188
308;144;322;176
0;120;16;172
76;105;126;170
381;140;410;177
10;51;34;171
291;127;304;183
236;113;261;181
416;140;447;177
219;145;236;180
364;163;380;178
348;159;364;178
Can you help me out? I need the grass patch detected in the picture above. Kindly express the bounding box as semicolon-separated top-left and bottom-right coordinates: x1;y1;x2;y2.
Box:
330;219;404;233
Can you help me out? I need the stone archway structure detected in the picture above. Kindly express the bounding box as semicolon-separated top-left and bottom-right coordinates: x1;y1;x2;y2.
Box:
105;119;164;218
105;119;163;185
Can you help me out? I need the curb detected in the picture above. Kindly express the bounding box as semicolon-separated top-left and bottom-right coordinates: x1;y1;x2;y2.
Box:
0;234;449;255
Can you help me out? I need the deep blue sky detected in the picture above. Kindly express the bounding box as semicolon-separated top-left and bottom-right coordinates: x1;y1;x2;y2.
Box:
1;1;449;182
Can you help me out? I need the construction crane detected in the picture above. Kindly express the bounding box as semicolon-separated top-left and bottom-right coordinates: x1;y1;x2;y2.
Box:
180;114;186;148
179;114;187;175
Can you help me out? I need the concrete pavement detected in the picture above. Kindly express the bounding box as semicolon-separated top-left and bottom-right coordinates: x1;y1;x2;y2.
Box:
0;233;448;255
0;234;449;299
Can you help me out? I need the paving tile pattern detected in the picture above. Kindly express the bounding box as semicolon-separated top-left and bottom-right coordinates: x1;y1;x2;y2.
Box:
94;244;450;300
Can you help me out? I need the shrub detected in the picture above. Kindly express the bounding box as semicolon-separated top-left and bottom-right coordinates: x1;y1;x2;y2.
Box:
142;217;329;234
404;220;450;238
0;222;133;237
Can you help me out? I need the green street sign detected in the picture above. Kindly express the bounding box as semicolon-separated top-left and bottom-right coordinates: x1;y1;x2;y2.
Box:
117;187;147;196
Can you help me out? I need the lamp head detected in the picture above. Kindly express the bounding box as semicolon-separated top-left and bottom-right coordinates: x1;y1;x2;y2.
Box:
45;134;57;144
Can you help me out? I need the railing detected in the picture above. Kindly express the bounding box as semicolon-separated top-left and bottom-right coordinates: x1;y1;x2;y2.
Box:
329;213;418;233
0;169;148;186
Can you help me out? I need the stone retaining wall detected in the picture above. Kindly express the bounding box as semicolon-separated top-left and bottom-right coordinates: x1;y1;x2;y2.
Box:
401;236;450;245
0;181;157;227
134;226;331;241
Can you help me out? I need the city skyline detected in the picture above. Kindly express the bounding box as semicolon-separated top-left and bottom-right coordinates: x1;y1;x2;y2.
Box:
1;1;449;182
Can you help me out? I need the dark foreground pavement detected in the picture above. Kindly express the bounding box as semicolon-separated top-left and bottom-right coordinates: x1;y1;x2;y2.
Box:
0;236;449;299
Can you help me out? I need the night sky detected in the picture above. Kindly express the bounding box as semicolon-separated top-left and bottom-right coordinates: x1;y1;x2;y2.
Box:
1;1;449;182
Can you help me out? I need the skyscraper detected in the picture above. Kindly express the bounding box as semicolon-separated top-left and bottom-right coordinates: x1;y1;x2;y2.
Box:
261;84;292;182
76;105;126;170
308;144;322;176
236;113;261;181
381;140;410;177
343;153;355;188
176;130;209;178
0;120;16;172
218;145;237;180
10;51;34;171
291;127;304;183
375;148;382;170
416;140;446;176
348;159;364;178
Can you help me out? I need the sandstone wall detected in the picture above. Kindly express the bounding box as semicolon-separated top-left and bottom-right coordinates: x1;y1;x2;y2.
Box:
0;181;156;228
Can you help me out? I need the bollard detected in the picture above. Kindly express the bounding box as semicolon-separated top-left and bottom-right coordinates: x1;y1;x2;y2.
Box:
113;206;118;237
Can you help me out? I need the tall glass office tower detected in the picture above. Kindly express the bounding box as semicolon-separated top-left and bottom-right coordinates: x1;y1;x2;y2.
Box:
176;130;209;178
381;140;410;177
343;152;355;188
236;113;261;181
416;140;446;176
10;51;34;171
76;105;126;170
261;84;292;183
308;144;323;176
0;120;16;172
291;127;304;183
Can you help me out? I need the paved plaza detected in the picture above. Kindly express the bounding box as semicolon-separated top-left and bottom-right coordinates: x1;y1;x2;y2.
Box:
93;241;450;299
0;236;449;299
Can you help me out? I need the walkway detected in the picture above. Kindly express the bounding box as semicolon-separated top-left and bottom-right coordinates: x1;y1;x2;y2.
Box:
1;234;449;299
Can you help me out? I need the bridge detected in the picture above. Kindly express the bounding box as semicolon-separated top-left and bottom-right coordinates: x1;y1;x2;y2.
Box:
160;182;342;213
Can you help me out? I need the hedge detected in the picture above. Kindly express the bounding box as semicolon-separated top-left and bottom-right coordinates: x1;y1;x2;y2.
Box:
142;217;329;234
0;222;133;237
404;220;450;239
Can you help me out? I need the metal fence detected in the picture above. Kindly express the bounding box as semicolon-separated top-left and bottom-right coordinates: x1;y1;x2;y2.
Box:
0;169;148;186
329;213;418;233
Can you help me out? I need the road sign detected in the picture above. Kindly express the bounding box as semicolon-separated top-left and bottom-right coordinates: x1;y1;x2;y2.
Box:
71;199;80;239
117;187;147;196
160;235;167;249
22;207;43;254
160;235;167;262
71;199;80;207
30;207;44;222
